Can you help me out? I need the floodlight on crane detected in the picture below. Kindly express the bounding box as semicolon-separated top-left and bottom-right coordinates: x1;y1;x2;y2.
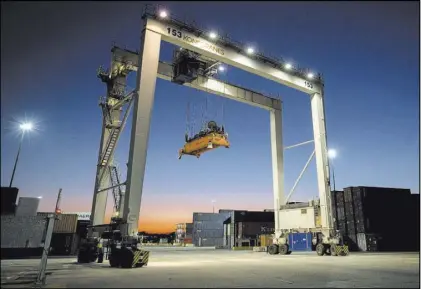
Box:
159;10;168;18
246;47;255;54
209;31;217;39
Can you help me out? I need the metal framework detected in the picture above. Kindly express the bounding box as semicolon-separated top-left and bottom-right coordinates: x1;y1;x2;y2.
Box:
90;5;333;239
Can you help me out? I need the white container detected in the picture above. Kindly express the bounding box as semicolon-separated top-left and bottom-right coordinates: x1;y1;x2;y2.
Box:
15;197;40;217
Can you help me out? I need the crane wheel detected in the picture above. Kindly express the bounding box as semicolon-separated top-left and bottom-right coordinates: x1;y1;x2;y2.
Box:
316;243;326;256
268;244;279;255
109;254;119;267
279;244;289;255
120;249;134;269
330;244;338;256
77;251;90;263
135;263;145;268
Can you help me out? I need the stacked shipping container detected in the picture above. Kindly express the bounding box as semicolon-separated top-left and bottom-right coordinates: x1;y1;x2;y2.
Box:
192;212;231;247
332;187;419;252
0;187;18;215
1;215;47;258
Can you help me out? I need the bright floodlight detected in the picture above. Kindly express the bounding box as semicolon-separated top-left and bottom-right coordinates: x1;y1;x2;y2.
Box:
328;149;337;159
20;122;33;131
246;47;254;54
209;31;217;39
218;65;225;72
159;10;168;18
285;63;292;70
307;73;314;79
37;196;43;199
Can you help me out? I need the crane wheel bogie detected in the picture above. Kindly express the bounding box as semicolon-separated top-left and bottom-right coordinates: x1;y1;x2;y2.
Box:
279;244;289;255
108;247;150;268
268;244;279;255
316;243;326;256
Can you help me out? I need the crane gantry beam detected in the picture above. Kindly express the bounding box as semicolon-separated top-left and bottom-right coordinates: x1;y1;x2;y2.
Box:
111;46;281;111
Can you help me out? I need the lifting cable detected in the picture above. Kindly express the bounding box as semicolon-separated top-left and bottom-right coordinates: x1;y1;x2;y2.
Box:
191;101;196;138
221;81;226;127
202;79;209;130
186;97;190;137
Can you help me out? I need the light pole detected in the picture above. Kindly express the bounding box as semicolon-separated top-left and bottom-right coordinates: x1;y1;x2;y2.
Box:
327;149;337;192
211;200;216;213
9;122;33;187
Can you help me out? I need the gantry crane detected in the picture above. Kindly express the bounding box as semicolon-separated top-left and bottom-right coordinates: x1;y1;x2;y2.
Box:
79;4;348;266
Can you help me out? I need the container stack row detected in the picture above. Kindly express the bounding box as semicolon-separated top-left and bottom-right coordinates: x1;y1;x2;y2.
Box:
332;187;419;252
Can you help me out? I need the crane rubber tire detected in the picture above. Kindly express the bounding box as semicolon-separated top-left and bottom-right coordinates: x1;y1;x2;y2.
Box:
330;244;338;256
279;244;289;255
316;243;326;256
268;244;279;255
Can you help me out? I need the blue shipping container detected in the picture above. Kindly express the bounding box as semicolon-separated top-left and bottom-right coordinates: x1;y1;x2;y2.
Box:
288;233;312;251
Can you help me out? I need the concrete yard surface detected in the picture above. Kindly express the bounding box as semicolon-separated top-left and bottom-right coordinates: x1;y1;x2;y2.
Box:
1;250;419;288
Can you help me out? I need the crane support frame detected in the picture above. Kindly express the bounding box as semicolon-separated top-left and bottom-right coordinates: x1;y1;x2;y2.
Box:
91;10;333;238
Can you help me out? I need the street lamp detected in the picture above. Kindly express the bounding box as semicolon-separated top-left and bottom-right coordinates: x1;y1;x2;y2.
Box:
327;149;337;191
9;122;33;187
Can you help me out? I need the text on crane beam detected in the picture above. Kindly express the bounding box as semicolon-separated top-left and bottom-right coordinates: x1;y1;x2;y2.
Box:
166;27;225;56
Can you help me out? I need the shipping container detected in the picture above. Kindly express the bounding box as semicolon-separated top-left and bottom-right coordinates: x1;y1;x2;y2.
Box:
356;233;378;252
76;220;90;239
1;216;47;248
288;233;312;251
195;237;223;247
50;233;79;255
183;237;193;244
38;213;78;234
194;229;223;239
341;187;414;236
260;234;273;247
193;212;229;247
238;222;274;238
1;187;18;215
343;234;358;251
15;197;40;217
193;212;230;222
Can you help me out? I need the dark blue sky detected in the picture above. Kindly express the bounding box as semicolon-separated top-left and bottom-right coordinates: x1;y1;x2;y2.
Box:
1;1;419;230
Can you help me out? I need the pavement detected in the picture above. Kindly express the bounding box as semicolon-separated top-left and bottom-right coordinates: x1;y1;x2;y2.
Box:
1;249;419;288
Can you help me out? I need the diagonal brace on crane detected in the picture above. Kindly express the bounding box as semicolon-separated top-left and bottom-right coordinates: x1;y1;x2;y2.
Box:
284;140;314;150
96;182;126;194
285;150;315;204
112;90;136;110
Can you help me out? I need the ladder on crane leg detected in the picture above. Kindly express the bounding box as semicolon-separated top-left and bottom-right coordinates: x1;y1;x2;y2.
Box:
109;165;123;212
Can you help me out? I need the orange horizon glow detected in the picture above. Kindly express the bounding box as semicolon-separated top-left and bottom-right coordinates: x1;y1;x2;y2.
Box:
37;189;275;234
104;213;186;233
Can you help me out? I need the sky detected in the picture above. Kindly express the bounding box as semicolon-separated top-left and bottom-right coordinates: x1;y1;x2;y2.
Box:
1;1;419;233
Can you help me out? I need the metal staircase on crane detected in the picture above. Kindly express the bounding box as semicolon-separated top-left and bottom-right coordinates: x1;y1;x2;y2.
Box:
109;164;123;212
